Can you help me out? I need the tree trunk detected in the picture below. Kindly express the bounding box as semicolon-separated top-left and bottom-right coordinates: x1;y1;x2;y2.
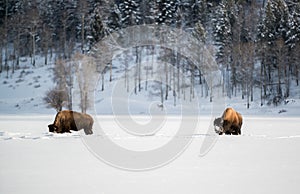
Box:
138;47;141;92
177;50;181;100
190;64;195;101
68;86;73;110
165;62;168;100
0;43;2;73
31;25;36;66
15;19;21;69
173;60;176;106
285;63;290;98
296;64;299;86
160;77;164;107
32;34;36;66
81;14;85;54
247;85;250;109
102;72;105;91
43;24;49;65
110;62;112;82
62;16;67;59
4;0;8;74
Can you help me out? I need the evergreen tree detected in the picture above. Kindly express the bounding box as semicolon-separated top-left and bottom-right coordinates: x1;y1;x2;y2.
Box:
119;0;142;27
176;0;202;29
286;0;300;86
258;0;289;44
156;0;178;25
258;0;291;103
286;0;300;49
212;1;232;66
139;0;153;24
51;0;78;58
90;5;105;44
193;20;206;42
106;3;122;32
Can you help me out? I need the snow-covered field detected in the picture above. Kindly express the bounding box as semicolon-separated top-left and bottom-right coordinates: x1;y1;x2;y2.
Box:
1;59;300;194
0;115;300;194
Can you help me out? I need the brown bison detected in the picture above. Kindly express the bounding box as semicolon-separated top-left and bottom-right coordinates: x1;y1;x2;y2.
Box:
48;110;93;135
214;108;243;135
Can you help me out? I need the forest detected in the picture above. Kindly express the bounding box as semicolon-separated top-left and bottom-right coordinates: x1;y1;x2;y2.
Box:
0;0;299;111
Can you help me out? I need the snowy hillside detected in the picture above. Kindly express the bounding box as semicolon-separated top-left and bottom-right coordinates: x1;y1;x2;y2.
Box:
0;57;56;115
0;55;300;116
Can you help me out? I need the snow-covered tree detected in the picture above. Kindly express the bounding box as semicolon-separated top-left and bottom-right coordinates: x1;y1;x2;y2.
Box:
212;1;232;66
258;0;289;44
258;0;291;104
193;20;206;43
49;0;78;59
286;0;300;86
286;3;300;48
155;0;178;25
107;0;142;29
119;0;142;26
90;5;105;44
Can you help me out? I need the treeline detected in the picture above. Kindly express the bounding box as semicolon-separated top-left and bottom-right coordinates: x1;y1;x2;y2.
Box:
1;0;300;108
211;0;300;107
0;0;106;69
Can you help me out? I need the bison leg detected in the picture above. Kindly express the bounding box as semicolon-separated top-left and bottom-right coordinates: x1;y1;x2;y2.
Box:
225;131;231;135
84;128;93;135
237;128;241;135
231;131;238;135
222;120;231;134
232;125;241;135
56;125;70;133
83;122;93;135
65;129;71;133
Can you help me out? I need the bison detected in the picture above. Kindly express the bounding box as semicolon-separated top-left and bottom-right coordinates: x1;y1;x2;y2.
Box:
214;108;243;135
48;110;93;135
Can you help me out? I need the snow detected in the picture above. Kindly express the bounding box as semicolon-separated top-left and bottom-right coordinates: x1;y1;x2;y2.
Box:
0;115;300;194
0;58;56;115
1;56;300;194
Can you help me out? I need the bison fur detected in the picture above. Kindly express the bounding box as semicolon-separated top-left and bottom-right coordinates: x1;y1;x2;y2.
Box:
214;108;243;135
48;110;93;135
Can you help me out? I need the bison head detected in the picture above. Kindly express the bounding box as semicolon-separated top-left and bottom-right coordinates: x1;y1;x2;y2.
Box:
213;117;224;135
48;124;57;133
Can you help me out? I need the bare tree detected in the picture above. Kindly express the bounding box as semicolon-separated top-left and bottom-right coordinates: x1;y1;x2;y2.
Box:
40;23;53;65
53;58;76;110
77;0;89;54
43;88;68;112
3;0;9;74
291;43;300;86
75;53;98;113
275;38;289;99
0;26;4;73
25;2;40;66
240;42;255;109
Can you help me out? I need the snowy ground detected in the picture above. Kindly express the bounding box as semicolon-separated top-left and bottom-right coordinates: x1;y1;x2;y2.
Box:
0;115;300;194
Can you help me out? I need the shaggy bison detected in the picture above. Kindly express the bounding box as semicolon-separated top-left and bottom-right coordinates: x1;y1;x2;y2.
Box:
48;110;93;135
214;108;243;135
